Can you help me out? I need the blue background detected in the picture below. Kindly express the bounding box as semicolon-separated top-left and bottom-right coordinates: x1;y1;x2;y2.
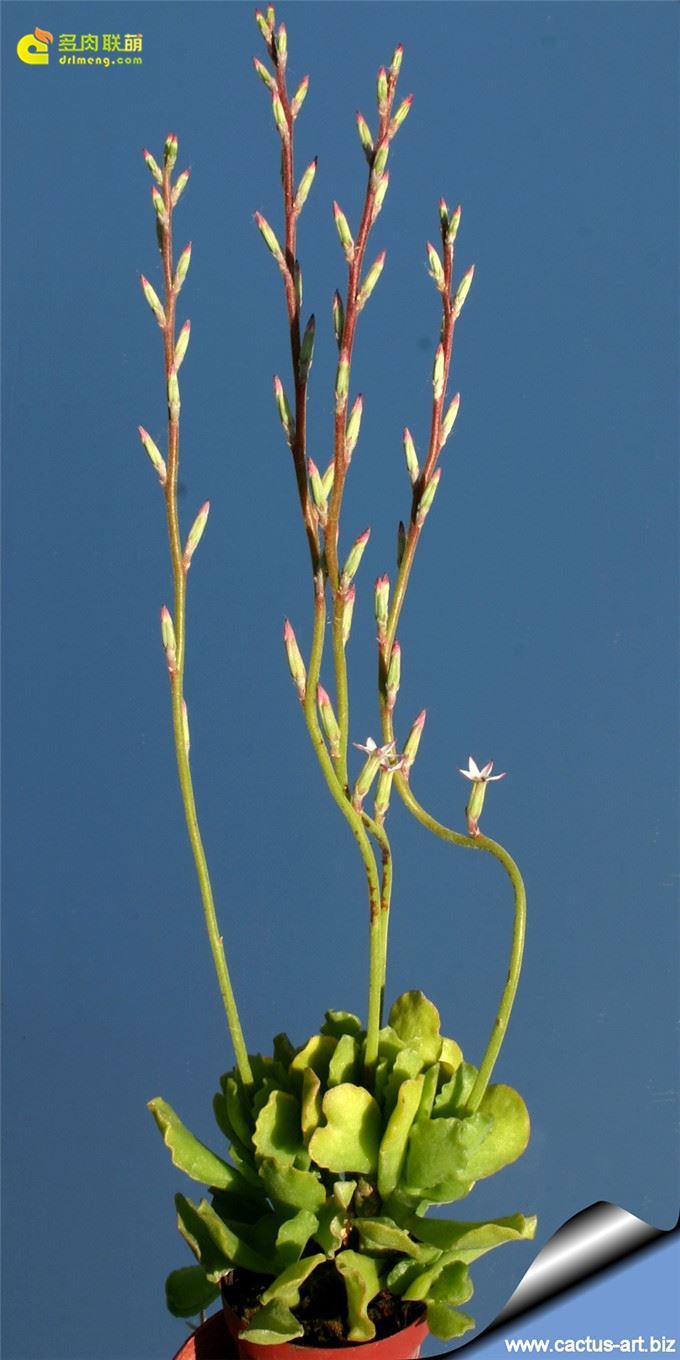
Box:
2;3;678;1358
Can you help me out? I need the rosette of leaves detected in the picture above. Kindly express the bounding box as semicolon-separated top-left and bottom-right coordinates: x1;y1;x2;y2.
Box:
151;991;535;1345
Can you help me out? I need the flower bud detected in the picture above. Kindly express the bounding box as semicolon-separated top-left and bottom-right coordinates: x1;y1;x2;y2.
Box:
357;251;386;311
271;90;289;140
374;768;394;823
183;501;210;571
403;709;426;775
370;170;390;225
432;343;445;402
416;468;441;526
275;22;287;69
321;462;335;500
356;112;374;162
167;365;180;423
151;186;168;227
297;314;315;382
374;575;390;644
332;290;345;349
386;641;401;709
403;427;419;485
294;158;317;215
291;75;309;119
253;56;274;89
181;699;191;757
389;44;403;79
173;241;192;295
333;201;354;263
160;606;177;673
294;261;303;310
345;395;363;461
164;134;178;171
307;458;327;524
342;527;370;587
376;65;388;115
138;425;167;484
283;619;306;701
446;204;462;247
317;685;341;758
140;274;166;328
143;149;163;185
426;241;446;293
335;348;350;412
439;393;460;447
255;8;273;44
353;750;382;808
453;263;474;319
174;319;191;370
389;94;412;138
273;375;295;446
254;212;285;270
371;139;389;188
171;168;191;207
342;585;356;646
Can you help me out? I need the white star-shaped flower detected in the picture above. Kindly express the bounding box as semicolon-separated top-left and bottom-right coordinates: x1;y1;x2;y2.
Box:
353;737;401;771
458;756;507;783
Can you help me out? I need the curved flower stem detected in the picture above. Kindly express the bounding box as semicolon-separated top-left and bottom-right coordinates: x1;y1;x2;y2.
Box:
157;159;252;1089
302;578;384;1078
392;766;526;1113
361;812;393;1017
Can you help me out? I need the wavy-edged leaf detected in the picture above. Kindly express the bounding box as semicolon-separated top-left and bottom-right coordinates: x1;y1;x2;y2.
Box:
253;1090;305;1168
148;1097;250;1193
426;1302;476;1341
328;1033;360;1086
404;1112;491;1196
258;1157;326;1213
289;1034;337;1086
301;1067;323;1145
433;1062;478;1118
240;1299;304;1345
378;1075;424;1199
261;1252;325;1306
388;991;442;1066
354;1216;439;1263
308;1084;382;1175
439;1037;464;1074
335;1249;383;1342
274;1209;320;1266
175;1193;274;1279
407;1211;537;1260
464;1084;531;1179
222;1076;253;1146
165;1265;219;1318
320;1010;363;1040
404;1258;473;1304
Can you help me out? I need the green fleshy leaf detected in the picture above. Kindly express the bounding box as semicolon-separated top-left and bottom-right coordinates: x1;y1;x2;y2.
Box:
289;1034;337;1086
388;992;442;1066
384;1049;425;1117
328;1033;360;1086
378;1075;424;1199
335;1250;383;1342
439;1037;464;1074
273;1032;295;1067
320;1010;364;1040
258;1157;327;1213
223;1075;254;1145
261;1253;326;1306
315;1200;347;1255
240;1299;304;1345
175;1193;274;1279
464;1084;531;1180
148;1097;250;1193
422;1261;473;1306
210;1185;268;1225
165;1266;220;1318
433;1062;478;1118
353;1216;439;1263
385;1257;424;1296
405;1112;491;1196
308;1084;382;1175
334;1179;356;1210
253;1090;305;1168
416;1065;440;1122
274;1210;320;1266
377;1026;405;1063
426;1302;476;1341
407;1212;537;1259
301;1068;323;1145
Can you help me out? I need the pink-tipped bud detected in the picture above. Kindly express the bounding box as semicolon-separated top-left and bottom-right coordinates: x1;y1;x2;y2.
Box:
386;641;401;710
403;427;419;485
357;250;386;311
371;170;390;225
453;263;474;318
389;44;403;79
183;501;210;571
432;343;445;402
151;185;168;227
271;89;289;140
138;425;167;484
275;22;287;68
335;348;350;412
317;685;341;758
140;274;166;328
416;467;441;526
356;111;374;162
341;527;370;586
160;606;177;673
273;375;294;445
143;149;163;185
171;168;191;207
426;240;446;293
255;212;285;270
307;458;327;524
290;75;309;119
342;585;356;647
167;365;180;423
403;708;427;775
173;241;192;295
345;395;363;460
164;133;178;170
332;290;345;349
294;157;317;216
253;55;275;89
283;619;307;701
333;201;354;262
174;319;191;370
446;204;462;247
439;392;461;447
376;65;388;115
374;575;390;644
389;94;413;137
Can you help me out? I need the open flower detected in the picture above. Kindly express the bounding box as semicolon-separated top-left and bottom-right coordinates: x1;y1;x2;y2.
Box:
353;737;397;769
458;756;507;836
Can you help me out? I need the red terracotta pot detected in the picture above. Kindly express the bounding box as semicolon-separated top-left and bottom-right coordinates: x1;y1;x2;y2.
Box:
172;1306;428;1360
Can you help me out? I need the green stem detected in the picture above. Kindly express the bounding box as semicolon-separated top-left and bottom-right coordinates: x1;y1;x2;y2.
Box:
159;161;252;1089
362;812;393;1015
393;770;526;1111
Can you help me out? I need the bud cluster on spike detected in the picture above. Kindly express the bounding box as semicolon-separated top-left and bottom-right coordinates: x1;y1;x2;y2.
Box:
356;112;374;163
403;709;427;775
345;395;363;461
371;140;389;189
335;349;350;412
439;393;460;448
140;274;166;328
332;291;344;349
167;366;180;423
432;343;445;402
426;241;446;293
273;375;295;447
290;75;309;119
283;620;306;701
253;55;275;89
173;242;192;295
370;171;389;225
333;202;354;263
341;586;356;647
298;315;316;382
403;428;419;484
317;685;341;758
255;8;274;50
138;425;167;484
294;158;317;216
271;89;289;140
376;66;388;116
255;212;285;271
416;468;441;526
389;95;413;139
171;169;191;208
164;134;178;171
143;149;163;185
183;501;210;571
151;186;168;228
453;264;475;319
374;575;390;645
174;320;191;370
160;606;177;674
357;251;386;311
386;641;401;710
341;527;370;588
181;699;190;758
